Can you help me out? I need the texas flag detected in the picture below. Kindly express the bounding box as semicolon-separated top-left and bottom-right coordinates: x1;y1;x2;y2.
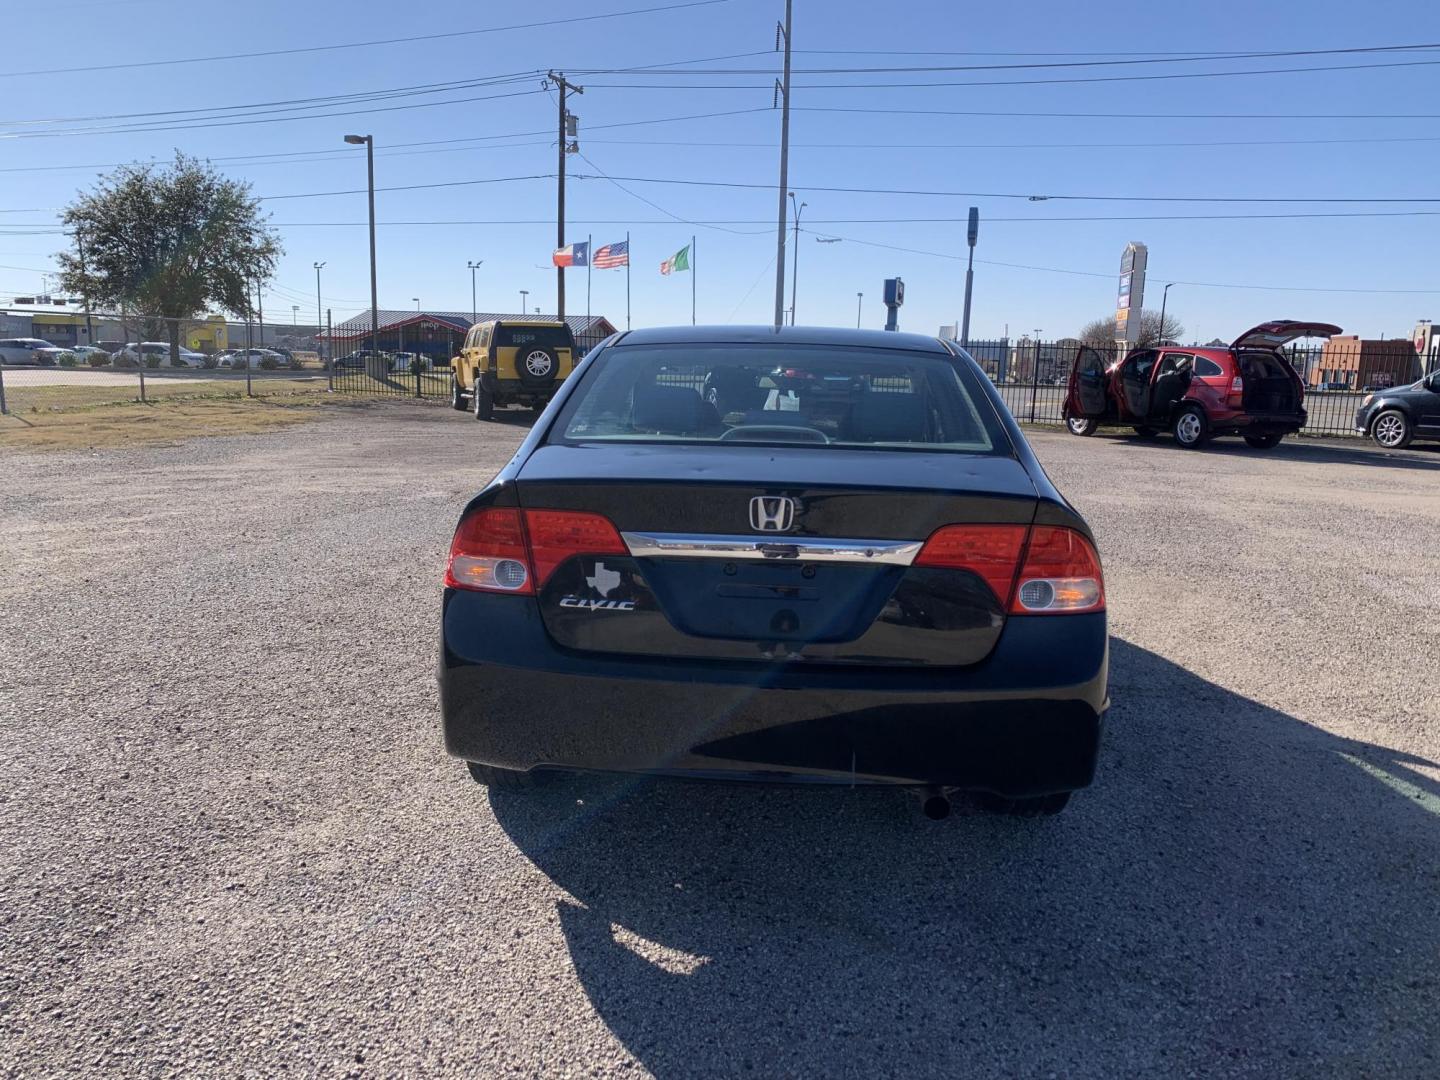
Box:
552;241;589;268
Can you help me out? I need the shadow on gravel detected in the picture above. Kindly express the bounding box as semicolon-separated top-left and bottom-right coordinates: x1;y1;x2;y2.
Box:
489;639;1440;1077
1099;432;1440;471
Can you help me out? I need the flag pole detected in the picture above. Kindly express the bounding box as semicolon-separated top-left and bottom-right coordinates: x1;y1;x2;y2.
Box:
586;233;592;330
691;234;696;326
625;231;631;330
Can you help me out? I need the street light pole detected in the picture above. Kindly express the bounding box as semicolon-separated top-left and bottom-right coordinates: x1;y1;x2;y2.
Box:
1158;282;1174;346
519;289;529;315
313;261;326;363
788;192;805;325
856;292;863;329
467;260;483;324
343;134;380;377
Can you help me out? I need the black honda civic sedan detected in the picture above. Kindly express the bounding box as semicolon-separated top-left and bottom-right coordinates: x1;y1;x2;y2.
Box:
439;326;1108;817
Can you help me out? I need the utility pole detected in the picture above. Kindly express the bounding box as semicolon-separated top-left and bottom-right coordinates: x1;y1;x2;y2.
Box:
856;291;863;329
771;0;793;330
548;71;583;321
788;192;805;325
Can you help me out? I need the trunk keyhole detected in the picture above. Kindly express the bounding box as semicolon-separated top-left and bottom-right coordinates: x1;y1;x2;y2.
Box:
723;562;737;576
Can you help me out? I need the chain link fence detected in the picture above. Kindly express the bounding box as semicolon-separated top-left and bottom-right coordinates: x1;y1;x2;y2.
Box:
5;324;1431;442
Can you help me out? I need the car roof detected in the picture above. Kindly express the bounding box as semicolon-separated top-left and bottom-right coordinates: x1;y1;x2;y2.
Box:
615;324;952;353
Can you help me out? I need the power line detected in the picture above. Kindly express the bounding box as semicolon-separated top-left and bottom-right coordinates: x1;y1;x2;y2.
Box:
797;228;1440;294
574;41;1440;74
793;105;1440;120
0;0;734;80
574;151;767;236
582;55;1440;90
259;174;554;202
571;170;1440;204
0;73;535;128
0;87;548;140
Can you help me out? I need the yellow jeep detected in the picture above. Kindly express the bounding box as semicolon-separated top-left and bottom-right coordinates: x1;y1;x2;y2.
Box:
449;319;577;420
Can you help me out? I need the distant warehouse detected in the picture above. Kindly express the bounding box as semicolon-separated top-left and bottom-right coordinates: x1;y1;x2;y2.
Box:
1313;335;1420;390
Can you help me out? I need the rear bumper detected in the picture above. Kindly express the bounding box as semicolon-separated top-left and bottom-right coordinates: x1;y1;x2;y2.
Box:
438;591;1108;797
1213;409;1306;435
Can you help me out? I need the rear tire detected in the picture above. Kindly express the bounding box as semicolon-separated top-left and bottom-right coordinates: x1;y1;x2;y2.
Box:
1244;432;1283;449
1066;415;1099;437
449;375;467;411
473;383;494;421
1371;410;1412;449
979;791;1071;817
466;761;543;789
1172;405;1210;449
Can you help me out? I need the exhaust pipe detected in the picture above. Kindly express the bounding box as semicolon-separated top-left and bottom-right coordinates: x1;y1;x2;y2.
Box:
917;787;951;820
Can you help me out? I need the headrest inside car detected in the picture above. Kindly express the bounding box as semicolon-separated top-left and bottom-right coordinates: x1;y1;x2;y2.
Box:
848;390;927;443
632;383;721;435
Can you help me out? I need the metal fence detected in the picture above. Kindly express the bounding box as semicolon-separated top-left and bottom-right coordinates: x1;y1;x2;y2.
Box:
962;339;1436;440
4;330;1430;440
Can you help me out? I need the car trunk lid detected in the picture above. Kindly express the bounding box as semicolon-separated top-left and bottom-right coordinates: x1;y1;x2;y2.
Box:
515;444;1038;667
1230;320;1342;351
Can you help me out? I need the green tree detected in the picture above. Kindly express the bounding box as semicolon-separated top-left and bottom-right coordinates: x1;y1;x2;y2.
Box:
1078;309;1185;349
55;154;281;365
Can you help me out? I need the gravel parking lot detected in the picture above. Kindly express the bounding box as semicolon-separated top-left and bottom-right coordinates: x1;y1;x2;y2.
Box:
3;403;1438;1077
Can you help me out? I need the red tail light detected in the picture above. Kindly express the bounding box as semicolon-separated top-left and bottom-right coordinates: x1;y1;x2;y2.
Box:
915;524;1029;605
524;509;626;587
915;523;1104;615
1228;375;1245;405
445;508;533;593
445;507;626;594
1011;526;1104;614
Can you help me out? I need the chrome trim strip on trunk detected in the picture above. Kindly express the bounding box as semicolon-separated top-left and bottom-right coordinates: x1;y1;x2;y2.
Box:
621;532;923;566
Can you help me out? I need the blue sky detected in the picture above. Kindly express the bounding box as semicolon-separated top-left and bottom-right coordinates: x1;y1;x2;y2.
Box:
1;0;1437;342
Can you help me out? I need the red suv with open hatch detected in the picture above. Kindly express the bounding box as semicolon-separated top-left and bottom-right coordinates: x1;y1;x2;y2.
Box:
1063;320;1339;449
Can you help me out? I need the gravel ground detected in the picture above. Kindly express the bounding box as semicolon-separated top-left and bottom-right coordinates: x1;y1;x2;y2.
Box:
3;402;1438;1078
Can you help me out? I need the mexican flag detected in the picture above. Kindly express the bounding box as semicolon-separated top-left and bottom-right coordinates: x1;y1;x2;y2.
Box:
659;244;690;275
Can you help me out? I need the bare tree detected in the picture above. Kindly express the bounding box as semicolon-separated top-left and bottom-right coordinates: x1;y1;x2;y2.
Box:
1078;309;1185;348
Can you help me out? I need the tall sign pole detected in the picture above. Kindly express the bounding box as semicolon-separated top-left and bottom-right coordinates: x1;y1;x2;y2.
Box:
771;0;793;330
960;207;978;347
549;72;583;321
1116;241;1148;349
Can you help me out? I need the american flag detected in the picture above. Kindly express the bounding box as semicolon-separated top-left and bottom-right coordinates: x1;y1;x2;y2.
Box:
593;239;629;269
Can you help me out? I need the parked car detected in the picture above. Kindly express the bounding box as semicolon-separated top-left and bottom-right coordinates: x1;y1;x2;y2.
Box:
1064;320;1338;449
391;351;430;372
217;348;284;369
0;338;68;365
1355;370;1440;448
70;345;110;364
450;319;577;418
440;325;1108;819
114;342;204;368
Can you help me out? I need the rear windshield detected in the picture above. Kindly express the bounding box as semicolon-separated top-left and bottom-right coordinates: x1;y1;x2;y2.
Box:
497;325;573;350
550;343;1006;454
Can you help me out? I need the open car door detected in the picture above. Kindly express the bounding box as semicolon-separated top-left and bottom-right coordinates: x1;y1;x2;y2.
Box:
1065;345;1110;421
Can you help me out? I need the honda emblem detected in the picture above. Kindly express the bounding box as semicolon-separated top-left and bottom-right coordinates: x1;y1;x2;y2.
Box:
749;495;797;532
